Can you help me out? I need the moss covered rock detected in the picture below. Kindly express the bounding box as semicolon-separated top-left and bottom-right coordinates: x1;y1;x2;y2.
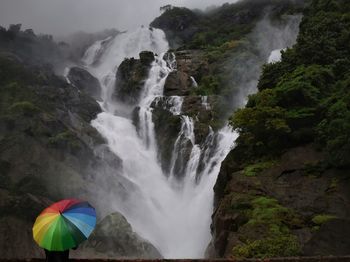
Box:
210;145;350;258
114;51;154;104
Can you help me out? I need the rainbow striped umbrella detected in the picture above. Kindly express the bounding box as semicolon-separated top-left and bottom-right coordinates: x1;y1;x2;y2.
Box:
33;199;96;251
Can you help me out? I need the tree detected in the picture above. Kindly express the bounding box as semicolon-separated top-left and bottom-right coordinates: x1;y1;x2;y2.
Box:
160;5;173;13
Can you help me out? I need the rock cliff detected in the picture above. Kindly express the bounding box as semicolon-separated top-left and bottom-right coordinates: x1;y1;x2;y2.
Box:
209;145;350;258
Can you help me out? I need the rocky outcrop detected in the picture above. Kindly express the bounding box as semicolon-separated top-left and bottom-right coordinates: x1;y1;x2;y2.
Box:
150;102;182;174
150;7;200;48
114;51;154;104
210;145;350;258
77;213;162;259
163;50;209;96
67;67;102;100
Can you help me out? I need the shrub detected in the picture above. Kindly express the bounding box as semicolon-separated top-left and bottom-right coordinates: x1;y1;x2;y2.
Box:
312;214;337;225
231;196;302;258
243;161;276;177
8;101;40;116
232;234;300;259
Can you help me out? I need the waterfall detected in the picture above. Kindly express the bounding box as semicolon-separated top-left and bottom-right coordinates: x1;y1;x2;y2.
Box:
267;48;284;63
153;96;184;116
138;53;174;150
190;76;198;88
201;96;211;110
83;27;236;258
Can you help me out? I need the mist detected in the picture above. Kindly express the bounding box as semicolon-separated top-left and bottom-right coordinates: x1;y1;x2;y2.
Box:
0;0;237;36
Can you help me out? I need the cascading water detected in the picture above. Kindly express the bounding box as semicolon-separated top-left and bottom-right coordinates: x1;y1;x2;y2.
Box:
82;27;236;258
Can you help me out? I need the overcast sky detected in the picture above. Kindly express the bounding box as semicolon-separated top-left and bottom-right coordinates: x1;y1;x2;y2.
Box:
0;0;238;36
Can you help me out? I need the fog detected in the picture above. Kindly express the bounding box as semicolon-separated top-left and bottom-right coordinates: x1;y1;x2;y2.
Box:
0;0;238;36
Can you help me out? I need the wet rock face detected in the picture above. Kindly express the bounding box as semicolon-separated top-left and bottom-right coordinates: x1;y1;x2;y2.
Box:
163;50;209;97
150;104;182;175
150;95;218;178
164;71;192;96
80;212;162;259
303;219;350;256
114;51;155;104
210;145;350;258
67;67;102;100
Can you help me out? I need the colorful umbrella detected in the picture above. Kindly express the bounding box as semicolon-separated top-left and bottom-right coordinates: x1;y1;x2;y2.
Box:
33;199;96;251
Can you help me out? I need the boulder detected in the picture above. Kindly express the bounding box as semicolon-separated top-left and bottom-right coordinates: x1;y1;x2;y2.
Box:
67;67;102;100
163;50;209;97
79;212;162;259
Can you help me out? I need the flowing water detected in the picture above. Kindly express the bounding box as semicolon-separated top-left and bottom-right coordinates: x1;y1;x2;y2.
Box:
81;27;237;258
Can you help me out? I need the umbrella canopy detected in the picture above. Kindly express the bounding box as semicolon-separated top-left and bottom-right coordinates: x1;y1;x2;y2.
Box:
33;199;96;251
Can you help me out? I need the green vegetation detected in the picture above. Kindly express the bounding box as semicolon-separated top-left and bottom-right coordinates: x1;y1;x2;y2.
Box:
329;178;338;190
243;161;276;177
232;235;300;259
247;197;302;227
231;196;302;258
193;75;220;96
48;131;82;152
312;214;337;225
230;0;350;167
8;101;40;116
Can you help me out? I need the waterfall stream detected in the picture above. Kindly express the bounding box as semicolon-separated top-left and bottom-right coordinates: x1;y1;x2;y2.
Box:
82;27;236;258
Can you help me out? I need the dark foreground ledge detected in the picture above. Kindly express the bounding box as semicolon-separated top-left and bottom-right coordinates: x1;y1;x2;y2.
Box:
3;258;350;262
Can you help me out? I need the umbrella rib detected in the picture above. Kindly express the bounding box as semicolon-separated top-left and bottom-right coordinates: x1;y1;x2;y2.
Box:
42;216;60;250
59;215;78;250
33;214;59;244
61;215;88;245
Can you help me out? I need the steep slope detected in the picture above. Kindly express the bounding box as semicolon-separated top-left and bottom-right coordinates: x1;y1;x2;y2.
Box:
0;27;161;259
212;0;350;258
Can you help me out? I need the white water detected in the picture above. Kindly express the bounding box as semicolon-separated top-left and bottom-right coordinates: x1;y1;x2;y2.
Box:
83;27;236;258
190;76;199;88
63;67;72;85
201;96;211;110
153;96;184;116
268;48;284;63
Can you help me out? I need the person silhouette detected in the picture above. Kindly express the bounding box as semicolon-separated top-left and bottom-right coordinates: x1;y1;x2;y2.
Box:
44;249;69;262
44;246;78;262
